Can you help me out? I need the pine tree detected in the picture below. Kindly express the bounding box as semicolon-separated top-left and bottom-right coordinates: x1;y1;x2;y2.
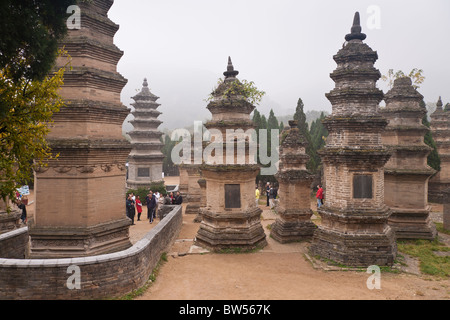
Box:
293;98;316;172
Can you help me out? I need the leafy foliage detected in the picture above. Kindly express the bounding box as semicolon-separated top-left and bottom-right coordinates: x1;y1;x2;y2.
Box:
206;78;266;106
0;0;75;82
381;68;425;89
0;50;69;208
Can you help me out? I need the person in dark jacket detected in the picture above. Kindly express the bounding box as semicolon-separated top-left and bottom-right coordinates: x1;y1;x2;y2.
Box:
174;191;183;205
146;191;157;224
126;194;135;225
17;200;27;224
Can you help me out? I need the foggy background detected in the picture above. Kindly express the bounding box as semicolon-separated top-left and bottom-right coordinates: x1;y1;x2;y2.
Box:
107;0;450;132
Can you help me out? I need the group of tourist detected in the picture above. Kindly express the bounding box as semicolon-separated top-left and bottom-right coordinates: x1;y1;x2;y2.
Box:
125;190;183;225
254;183;325;209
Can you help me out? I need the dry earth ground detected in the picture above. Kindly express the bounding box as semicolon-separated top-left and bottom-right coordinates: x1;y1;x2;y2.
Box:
22;177;450;300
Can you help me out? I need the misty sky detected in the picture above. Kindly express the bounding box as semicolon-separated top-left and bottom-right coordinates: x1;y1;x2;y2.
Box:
108;0;450;131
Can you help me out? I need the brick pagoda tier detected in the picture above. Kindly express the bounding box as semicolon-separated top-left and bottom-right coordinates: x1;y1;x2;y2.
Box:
195;58;267;251
29;0;132;258
270;120;316;243
429;97;450;203
309;12;397;266
126;78;164;189
381;77;437;240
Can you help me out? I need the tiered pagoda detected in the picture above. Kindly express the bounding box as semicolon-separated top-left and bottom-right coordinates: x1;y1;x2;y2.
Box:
270;120;316;243
310;12;397;266
30;0;132;258
429;97;450;203
195;58;267;251
381;77;437;240
126;78;164;189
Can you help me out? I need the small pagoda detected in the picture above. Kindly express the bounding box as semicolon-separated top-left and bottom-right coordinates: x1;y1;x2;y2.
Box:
126;78;164;189
270;120;316;243
195;58;267;251
309;12;397;266
429;97;450;203
381;77;437;240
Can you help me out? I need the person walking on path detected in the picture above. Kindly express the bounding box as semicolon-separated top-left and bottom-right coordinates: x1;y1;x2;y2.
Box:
255;186;260;206
316;185;324;209
135;196;143;221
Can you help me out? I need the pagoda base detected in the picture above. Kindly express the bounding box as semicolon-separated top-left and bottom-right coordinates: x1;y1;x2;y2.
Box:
195;207;267;251
310;207;397;267
28;218;132;259
388;207;437;240
270;209;317;243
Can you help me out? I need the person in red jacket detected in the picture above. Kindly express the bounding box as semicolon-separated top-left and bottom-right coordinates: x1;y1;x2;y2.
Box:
135;196;143;221
316;185;324;209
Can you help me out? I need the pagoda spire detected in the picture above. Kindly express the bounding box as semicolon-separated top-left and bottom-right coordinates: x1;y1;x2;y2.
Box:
223;56;239;81
345;12;367;41
436;96;443;111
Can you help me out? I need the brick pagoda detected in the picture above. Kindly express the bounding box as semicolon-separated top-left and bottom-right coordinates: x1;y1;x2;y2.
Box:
270;120;316;243
29;0;132;258
381;77;437;240
195;58;267;251
126;78;164;189
429;97;450;203
309;12;397;266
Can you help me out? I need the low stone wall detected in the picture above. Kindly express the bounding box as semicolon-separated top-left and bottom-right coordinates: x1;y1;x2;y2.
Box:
0;205;182;300
0;227;29;259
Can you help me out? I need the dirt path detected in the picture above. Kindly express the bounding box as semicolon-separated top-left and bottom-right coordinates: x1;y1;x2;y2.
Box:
135;204;450;300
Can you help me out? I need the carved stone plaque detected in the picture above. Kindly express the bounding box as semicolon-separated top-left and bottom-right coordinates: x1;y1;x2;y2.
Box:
353;175;373;199
225;184;241;209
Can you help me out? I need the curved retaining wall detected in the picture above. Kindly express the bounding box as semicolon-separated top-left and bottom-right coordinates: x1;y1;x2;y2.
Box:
0;205;182;300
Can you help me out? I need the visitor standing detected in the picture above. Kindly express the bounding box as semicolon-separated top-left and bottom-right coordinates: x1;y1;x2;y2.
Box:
126;194;135;225
146;191;156;223
154;191;161;220
17;200;27;224
255;186;260;206
174;191;183;205
316;185;324;209
269;185;275;209
266;182;270;207
135;196;143;221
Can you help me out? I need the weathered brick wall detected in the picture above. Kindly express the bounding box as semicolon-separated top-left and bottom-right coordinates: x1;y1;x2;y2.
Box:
0;205;182;300
0;227;29;259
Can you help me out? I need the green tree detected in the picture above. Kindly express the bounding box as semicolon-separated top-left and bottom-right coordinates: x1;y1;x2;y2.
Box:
309;112;329;173
293;98;317;172
161;134;179;176
0;1;75;208
0;51;68;207
0;0;74;83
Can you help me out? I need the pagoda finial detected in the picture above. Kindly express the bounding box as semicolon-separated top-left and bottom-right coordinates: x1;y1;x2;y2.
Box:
345;12;367;41
437;96;443;109
223;56;239;80
143;78;148;87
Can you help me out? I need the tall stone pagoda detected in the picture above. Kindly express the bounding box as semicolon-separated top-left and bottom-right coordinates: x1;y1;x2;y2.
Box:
310;12;397;266
195;58;267;251
429;97;450;203
126;78;164;189
381;77;437;240
270;120;316;243
29;0;132;258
